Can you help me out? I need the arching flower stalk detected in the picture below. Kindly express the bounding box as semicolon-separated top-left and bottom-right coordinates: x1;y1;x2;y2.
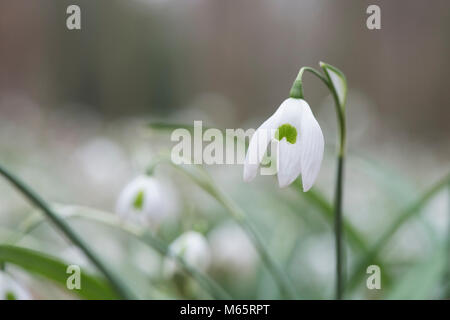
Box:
244;62;348;299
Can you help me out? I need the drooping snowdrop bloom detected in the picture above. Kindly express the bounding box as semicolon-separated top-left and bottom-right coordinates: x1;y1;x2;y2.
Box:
163;231;211;278
0;272;31;300
244;98;324;191
116;175;178;228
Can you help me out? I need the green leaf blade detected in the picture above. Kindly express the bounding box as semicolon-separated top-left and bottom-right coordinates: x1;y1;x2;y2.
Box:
0;245;118;300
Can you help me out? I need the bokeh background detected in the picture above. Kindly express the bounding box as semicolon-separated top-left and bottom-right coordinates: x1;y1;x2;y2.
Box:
0;0;448;299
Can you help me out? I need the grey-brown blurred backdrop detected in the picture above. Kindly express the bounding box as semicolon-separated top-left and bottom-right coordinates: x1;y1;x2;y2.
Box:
1;0;449;130
0;0;448;204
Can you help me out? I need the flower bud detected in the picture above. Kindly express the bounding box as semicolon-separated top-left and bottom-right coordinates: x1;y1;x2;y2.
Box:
163;231;211;278
116;175;178;228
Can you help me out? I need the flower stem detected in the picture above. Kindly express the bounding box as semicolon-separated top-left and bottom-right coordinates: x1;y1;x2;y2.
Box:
334;154;345;299
290;67;329;99
0;164;136;300
446;181;450;298
320;63;347;300
292;63;347;299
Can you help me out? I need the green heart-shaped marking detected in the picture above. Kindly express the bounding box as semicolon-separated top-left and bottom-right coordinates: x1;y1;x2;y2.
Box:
275;123;297;144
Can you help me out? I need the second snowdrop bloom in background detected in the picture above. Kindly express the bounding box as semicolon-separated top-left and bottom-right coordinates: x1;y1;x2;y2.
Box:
163;231;211;278
208;222;257;276
116;175;178;228
244;98;324;191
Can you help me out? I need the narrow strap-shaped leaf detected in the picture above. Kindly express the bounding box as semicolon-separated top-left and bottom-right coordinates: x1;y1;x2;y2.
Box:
0;244;118;300
0;164;136;299
347;173;450;292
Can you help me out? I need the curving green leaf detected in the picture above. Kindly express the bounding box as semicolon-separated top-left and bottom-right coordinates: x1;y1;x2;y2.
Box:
0;245;118;300
386;247;445;300
0;164;135;299
347;173;450;292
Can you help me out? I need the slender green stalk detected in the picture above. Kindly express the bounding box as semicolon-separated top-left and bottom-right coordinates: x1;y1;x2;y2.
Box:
289;66;330;99
321;63;347;300
291;63;347;299
0;164;136;299
445;181;450;298
149;158;297;299
334;155;345;299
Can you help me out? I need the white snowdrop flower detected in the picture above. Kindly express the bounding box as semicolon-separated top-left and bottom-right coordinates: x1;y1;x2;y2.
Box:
116;175;178;228
244;98;324;190
0;272;31;300
163;231;211;278
208;222;257;276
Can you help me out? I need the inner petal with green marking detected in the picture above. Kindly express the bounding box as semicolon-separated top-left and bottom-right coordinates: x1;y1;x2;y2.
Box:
275;123;297;144
133;190;145;210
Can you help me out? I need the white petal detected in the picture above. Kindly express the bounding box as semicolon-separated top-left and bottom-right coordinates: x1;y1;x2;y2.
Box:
299;102;324;191
243;112;279;182
277;139;302;187
244;98;309;185
275;99;304;188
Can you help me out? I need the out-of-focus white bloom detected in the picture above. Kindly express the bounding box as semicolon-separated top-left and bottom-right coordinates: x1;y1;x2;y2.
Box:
163;231;211;278
208;222;257;276
74;137;129;187
116;175;178;228
0;272;31;300
244;98;324;191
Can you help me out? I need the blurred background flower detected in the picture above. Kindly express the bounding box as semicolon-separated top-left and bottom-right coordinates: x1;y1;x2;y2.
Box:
164;231;211;278
0;272;31;300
